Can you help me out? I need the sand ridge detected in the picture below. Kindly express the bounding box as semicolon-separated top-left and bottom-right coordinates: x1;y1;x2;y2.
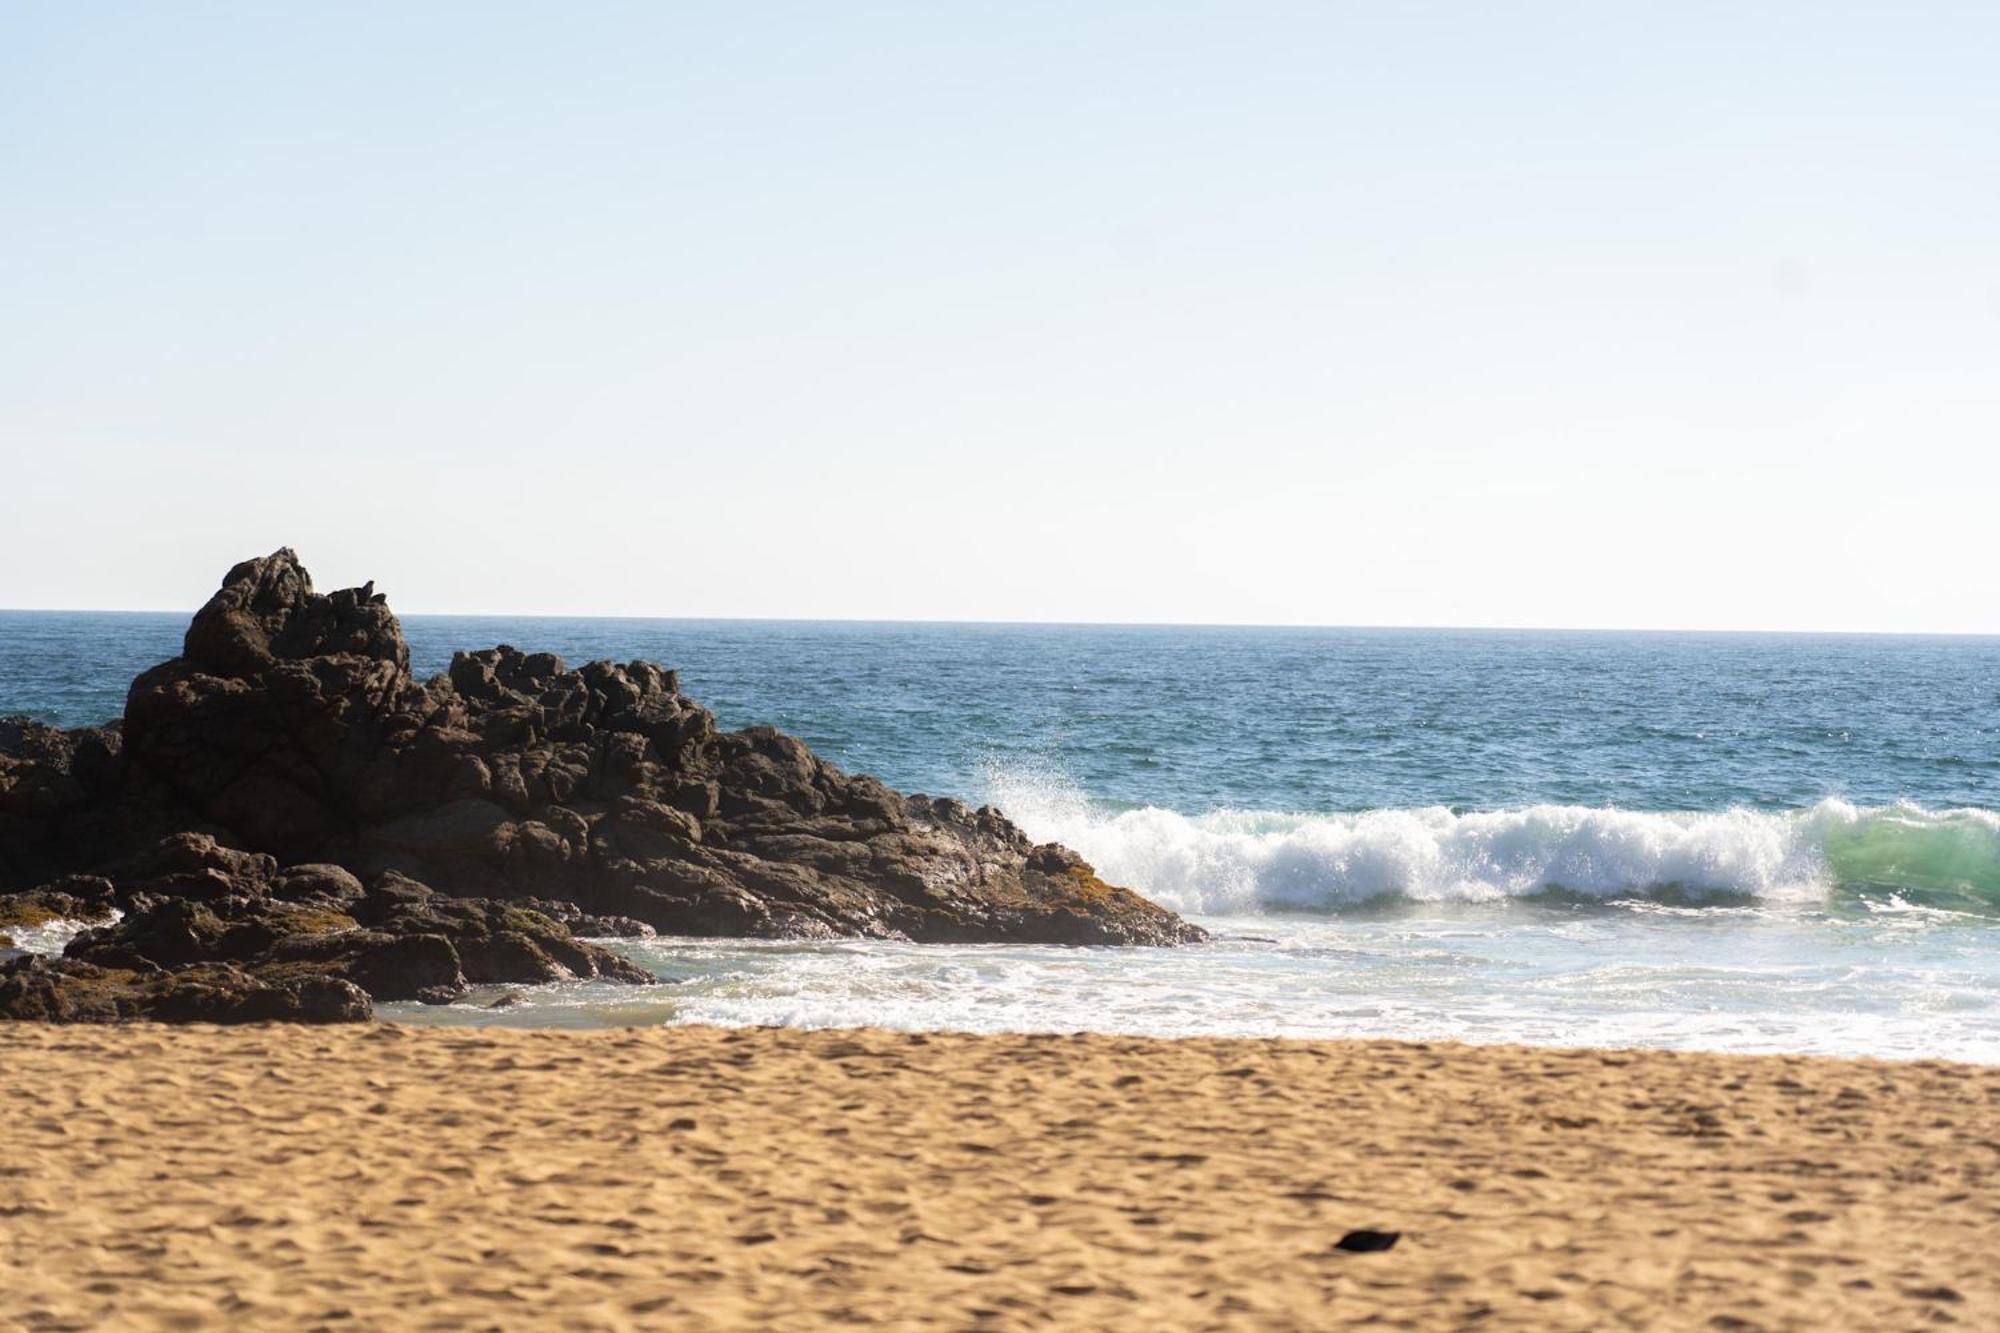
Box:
3;1023;1997;1330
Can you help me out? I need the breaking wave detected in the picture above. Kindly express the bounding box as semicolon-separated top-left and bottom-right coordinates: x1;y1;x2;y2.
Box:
982;766;2000;915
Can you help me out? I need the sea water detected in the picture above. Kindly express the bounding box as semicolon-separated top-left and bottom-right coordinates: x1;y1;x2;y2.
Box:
5;612;1998;1061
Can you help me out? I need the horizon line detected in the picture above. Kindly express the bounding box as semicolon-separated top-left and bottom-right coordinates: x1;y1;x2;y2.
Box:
3;605;1997;640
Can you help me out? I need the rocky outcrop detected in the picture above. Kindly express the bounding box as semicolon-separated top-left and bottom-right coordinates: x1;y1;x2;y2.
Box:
0;957;374;1024
0;832;652;1022
0;550;1202;1022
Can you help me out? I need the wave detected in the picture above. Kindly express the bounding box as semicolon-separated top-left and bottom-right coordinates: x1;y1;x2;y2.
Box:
981;767;2000;915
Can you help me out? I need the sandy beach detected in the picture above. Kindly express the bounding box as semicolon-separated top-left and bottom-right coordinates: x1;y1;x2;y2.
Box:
2;1026;1995;1330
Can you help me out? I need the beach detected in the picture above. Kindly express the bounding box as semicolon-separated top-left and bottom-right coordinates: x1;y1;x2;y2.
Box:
8;1;1995;1327
4;1024;1994;1331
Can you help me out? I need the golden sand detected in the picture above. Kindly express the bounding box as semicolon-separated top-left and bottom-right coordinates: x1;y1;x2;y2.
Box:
3;1023;1996;1330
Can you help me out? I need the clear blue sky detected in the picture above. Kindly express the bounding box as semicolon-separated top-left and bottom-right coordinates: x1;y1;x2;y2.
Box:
3;3;1995;628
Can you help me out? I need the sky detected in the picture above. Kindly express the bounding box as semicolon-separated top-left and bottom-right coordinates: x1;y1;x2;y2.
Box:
2;3;1996;630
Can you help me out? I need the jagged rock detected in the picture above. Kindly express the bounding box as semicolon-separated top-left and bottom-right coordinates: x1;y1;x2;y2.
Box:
0;548;1201;1023
0;876;117;931
0;718;123;888
180;550;407;677
0;955;372;1024
44;853;650;1016
517;897;656;939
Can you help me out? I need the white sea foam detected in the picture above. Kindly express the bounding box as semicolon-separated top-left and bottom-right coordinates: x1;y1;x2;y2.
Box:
395;912;2000;1063
0;911;119;957
979;765;2000;913
383;773;2000;1061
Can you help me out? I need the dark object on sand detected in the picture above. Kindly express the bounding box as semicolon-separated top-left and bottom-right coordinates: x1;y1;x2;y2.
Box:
0;549;1202;1022
1334;1229;1402;1253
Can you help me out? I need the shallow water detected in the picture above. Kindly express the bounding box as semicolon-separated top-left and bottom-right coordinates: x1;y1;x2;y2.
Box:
378;900;2000;1063
6;611;2000;1059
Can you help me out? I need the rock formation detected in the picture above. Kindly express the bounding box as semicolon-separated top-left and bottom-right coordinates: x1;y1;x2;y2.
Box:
0;550;1202;1021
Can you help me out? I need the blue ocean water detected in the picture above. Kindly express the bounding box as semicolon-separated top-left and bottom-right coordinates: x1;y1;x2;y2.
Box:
5;611;2000;1059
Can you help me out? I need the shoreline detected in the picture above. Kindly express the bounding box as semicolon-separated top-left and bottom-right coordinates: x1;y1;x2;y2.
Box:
5;1024;1995;1330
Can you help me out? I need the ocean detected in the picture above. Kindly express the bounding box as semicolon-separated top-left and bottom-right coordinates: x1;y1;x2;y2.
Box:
5;612;1999;1061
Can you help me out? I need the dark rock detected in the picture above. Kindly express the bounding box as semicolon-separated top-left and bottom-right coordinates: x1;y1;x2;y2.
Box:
518;897;655;939
0;547;1200;1023
340;933;466;1003
359;869;438;917
180;548;407;678
294;974;375;1022
1334;1230;1402;1253
0;720;124;887
0;954;371;1024
271;862;366;908
349;888;654;992
75;898;235;969
0;876;118;931
39;863;650;1013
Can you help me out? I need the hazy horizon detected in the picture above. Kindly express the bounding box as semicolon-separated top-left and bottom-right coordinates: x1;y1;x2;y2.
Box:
7;600;1999;640
5;3;1996;632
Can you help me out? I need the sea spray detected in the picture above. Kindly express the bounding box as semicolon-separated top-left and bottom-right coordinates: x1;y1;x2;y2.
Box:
980;763;2000;914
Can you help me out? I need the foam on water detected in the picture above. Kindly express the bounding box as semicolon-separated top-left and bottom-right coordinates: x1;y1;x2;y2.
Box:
391;772;2000;1062
388;909;2000;1062
0;912;118;959
983;764;2000;916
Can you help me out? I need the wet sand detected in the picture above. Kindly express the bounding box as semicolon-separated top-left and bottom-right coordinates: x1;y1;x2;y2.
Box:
3;1023;1996;1330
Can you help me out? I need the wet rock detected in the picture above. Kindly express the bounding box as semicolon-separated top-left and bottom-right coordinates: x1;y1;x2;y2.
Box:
0;876;118;931
40;865;651;1013
344;934;465;1004
0;954;372;1024
518;897;655;939
349;888;655;991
